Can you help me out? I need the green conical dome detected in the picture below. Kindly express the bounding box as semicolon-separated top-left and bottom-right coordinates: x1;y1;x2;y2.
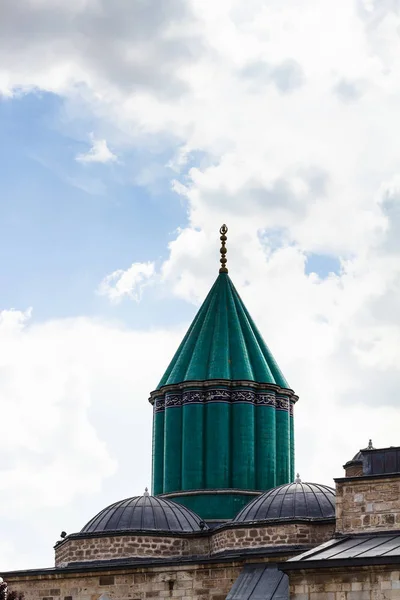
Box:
150;233;297;521
157;272;289;389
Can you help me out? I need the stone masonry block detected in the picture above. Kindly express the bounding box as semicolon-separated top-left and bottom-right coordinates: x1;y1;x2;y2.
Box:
347;591;371;600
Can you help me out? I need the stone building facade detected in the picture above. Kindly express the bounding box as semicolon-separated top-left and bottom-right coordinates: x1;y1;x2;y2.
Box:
282;446;400;600
335;475;400;534
287;566;400;600
2;561;244;600
2;482;336;600
5;449;400;600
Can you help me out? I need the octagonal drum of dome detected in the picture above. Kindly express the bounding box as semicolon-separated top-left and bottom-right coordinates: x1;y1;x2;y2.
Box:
81;493;208;534
234;482;336;522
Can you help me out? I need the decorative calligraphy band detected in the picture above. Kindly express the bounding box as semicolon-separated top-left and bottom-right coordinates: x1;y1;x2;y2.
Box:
153;388;295;414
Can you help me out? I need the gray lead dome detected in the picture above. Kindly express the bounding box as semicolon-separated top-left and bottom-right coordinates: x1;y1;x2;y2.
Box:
81;494;208;533
234;482;336;523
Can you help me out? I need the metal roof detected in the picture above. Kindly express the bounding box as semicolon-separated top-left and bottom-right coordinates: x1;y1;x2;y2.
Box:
81;494;208;534
234;482;335;523
2;549;304;578
363;447;400;476
156;273;289;390
283;533;400;569
227;564;288;600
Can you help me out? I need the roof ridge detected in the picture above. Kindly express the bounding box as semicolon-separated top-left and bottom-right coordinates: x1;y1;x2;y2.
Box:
239;293;289;389
157;279;219;388
183;276;221;381
256;486;282;520
164;498;195;531
229;277;275;382
226;276;255;381
278;481;292;519
310;483;336;512
208;273;231;379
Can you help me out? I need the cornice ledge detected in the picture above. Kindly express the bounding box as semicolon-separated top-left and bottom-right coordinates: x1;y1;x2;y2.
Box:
149;379;298;405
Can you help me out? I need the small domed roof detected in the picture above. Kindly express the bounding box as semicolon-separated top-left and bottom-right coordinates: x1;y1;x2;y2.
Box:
81;491;208;534
349;451;363;464
234;481;336;523
344;440;374;468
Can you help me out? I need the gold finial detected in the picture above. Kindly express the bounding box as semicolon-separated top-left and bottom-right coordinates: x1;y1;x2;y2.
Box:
219;224;228;273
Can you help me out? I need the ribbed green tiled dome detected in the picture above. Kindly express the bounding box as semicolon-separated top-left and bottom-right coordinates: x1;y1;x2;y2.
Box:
150;251;297;520
157;272;288;390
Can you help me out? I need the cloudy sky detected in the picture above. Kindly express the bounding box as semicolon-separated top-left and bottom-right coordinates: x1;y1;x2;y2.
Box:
1;0;400;571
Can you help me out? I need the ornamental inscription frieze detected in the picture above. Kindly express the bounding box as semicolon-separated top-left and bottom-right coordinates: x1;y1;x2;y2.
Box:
256;393;276;406
154;397;166;411
165;394;182;408
231;390;256;403
154;387;293;413
276;396;289;411
183;390;205;404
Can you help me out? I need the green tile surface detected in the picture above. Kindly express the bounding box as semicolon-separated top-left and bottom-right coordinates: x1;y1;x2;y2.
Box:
157;273;289;389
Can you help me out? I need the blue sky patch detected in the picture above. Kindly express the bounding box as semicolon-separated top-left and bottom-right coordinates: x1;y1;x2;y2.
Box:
305;252;341;278
0;91;190;326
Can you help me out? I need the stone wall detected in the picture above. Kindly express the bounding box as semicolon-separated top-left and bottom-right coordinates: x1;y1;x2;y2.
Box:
55;521;334;565
55;534;210;566
288;566;400;600
336;475;400;534
6;561;242;600
210;523;335;554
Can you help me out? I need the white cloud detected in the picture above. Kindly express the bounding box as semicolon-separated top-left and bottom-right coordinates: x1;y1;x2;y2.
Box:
43;0;400;482
0;0;198;98
3;0;400;572
0;309;117;511
0;308;182;569
0;307;32;332
98;261;155;302
76;134;117;164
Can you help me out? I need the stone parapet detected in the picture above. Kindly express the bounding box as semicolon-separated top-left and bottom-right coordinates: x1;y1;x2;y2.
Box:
55;519;334;566
210;522;335;555
55;533;210;567
335;475;400;534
